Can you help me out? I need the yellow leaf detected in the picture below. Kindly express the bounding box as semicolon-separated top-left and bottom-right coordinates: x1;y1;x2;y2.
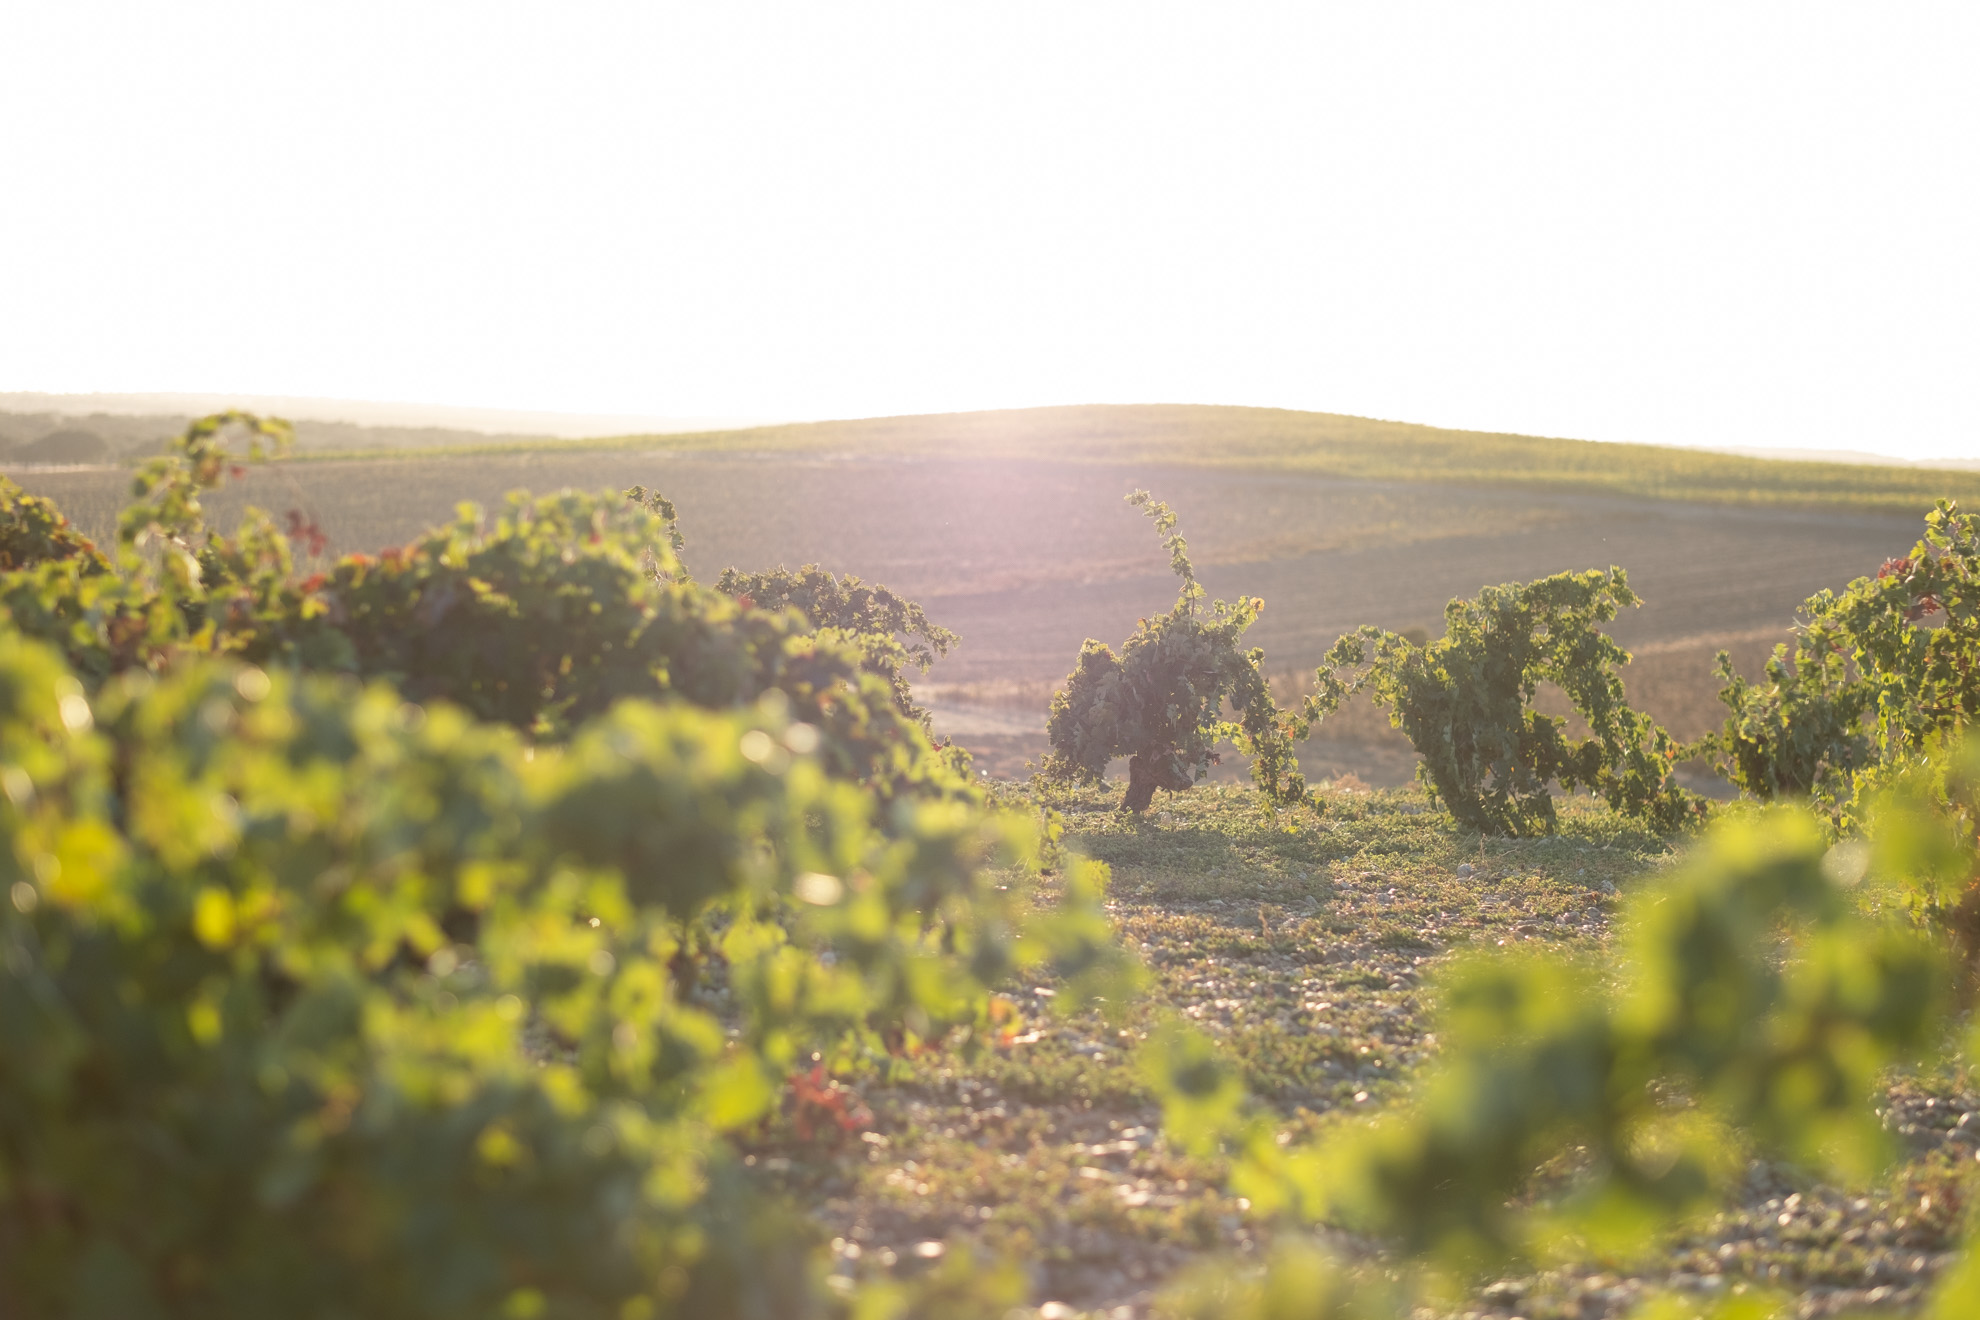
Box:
698;1055;774;1130
193;887;237;948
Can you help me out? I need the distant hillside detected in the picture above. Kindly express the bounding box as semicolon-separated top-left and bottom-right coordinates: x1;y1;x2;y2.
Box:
7;399;1976;513
0;408;562;462
535;403;1980;514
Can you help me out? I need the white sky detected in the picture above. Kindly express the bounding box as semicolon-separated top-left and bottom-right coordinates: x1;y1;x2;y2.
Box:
3;4;1976;458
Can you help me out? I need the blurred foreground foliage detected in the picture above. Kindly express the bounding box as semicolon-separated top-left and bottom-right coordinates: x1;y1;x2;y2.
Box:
0;417;1134;1317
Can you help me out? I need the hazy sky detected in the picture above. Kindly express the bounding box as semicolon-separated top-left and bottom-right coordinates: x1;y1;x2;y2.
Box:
3;4;1975;458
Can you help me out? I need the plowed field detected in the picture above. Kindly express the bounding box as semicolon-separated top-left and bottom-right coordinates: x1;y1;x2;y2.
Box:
10;451;1924;782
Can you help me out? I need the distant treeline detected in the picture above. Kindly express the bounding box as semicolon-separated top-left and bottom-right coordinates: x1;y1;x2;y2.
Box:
0;410;556;464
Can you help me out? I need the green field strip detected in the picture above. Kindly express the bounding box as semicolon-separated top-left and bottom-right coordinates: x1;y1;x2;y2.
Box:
277;404;1980;515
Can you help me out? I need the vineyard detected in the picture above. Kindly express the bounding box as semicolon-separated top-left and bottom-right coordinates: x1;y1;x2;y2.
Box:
5;423;1925;783
4;414;1980;1319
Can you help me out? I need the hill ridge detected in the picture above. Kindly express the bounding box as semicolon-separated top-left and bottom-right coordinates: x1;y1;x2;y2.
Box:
468;402;1980;514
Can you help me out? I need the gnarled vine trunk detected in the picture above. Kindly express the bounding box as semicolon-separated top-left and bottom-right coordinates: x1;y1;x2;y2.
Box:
1123;751;1193;813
